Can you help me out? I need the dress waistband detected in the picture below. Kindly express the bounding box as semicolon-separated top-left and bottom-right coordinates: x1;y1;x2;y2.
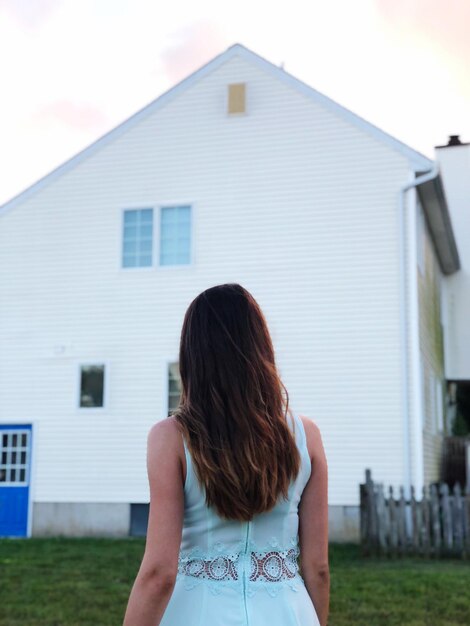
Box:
177;545;300;583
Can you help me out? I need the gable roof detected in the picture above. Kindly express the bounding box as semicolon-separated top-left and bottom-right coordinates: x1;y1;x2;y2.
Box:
0;42;434;214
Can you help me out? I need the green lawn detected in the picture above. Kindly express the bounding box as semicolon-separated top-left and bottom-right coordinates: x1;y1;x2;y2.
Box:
0;539;469;625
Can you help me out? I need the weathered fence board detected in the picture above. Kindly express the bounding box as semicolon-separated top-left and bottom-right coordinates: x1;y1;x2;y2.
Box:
360;469;470;558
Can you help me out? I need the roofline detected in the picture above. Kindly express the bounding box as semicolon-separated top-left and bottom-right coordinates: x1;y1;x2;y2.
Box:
0;44;237;215
231;44;433;171
0;42;433;215
416;171;460;275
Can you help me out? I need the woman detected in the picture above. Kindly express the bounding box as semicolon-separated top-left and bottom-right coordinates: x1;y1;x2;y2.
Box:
123;283;329;626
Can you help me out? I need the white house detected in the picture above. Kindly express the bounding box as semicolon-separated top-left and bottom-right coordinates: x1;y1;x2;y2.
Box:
0;43;467;541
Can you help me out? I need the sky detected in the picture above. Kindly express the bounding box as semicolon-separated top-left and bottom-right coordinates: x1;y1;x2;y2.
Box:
0;0;469;206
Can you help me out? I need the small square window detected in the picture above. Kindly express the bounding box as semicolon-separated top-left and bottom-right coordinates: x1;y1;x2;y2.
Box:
80;365;105;408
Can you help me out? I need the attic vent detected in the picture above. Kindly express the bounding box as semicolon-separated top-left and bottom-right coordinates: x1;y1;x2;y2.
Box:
227;83;246;114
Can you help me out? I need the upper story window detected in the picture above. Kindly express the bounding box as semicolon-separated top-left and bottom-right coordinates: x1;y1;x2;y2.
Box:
122;208;153;268
160;206;191;265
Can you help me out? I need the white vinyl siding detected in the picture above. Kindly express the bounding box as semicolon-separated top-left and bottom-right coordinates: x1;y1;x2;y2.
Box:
0;52;416;506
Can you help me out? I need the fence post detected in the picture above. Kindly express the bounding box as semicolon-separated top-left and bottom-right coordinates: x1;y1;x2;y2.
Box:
360;478;368;556
430;483;441;557
453;483;463;555
441;483;453;554
421;485;431;558
388;485;398;556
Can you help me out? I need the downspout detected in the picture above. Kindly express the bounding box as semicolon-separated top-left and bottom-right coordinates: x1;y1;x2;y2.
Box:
398;163;439;500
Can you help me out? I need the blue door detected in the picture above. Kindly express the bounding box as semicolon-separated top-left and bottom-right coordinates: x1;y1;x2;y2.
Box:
0;425;32;537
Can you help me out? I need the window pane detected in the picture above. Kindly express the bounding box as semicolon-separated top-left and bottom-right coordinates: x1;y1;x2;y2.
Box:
161;207;177;224
177;206;191;223
139;239;153;254
123;240;138;255
124;225;138;238
176;251;190;264
123;255;138;268
140;208;153;222
160;253;173;266
19;468;26;482
124;211;138;224
139;254;152;266
169;379;181;393
139;223;153;238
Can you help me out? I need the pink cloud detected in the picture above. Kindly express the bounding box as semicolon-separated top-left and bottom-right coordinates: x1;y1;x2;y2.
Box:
30;100;109;132
0;0;61;29
374;0;470;73
160;21;229;85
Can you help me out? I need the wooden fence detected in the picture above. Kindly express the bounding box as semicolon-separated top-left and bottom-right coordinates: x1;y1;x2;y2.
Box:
360;468;470;558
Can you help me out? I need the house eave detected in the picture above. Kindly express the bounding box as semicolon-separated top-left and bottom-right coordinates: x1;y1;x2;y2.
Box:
416;172;460;275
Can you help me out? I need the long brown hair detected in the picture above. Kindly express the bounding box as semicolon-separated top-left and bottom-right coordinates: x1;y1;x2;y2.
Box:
172;283;300;521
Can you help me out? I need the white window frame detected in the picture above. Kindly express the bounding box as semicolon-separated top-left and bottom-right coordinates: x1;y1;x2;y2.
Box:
120;206;155;271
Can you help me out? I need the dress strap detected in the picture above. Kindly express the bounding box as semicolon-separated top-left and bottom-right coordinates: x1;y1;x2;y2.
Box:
181;433;192;491
290;412;311;474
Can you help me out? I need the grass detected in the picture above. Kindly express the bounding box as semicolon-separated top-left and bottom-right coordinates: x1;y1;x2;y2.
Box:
0;539;469;625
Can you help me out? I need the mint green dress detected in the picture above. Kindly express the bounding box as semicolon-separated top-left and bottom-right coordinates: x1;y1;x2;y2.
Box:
160;412;320;626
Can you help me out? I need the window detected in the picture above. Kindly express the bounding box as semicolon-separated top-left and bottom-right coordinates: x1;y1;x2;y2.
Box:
160;206;191;265
168;362;182;415
0;429;30;484
122;208;153;268
228;83;246;114
79;364;105;408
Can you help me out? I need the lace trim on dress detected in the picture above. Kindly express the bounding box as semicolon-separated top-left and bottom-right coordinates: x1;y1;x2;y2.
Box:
176;535;303;596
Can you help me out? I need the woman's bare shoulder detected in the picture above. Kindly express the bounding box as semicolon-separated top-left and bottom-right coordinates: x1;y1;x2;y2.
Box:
147;416;186;482
298;414;326;464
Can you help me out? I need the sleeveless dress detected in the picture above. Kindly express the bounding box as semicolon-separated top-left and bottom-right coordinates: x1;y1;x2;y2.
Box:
160;412;321;626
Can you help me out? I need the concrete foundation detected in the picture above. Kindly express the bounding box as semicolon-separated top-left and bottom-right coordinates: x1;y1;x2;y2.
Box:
32;502;130;537
31;502;360;542
328;505;360;542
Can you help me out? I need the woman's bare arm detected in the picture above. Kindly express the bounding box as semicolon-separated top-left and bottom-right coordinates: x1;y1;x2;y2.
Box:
298;416;330;626
123;418;184;626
